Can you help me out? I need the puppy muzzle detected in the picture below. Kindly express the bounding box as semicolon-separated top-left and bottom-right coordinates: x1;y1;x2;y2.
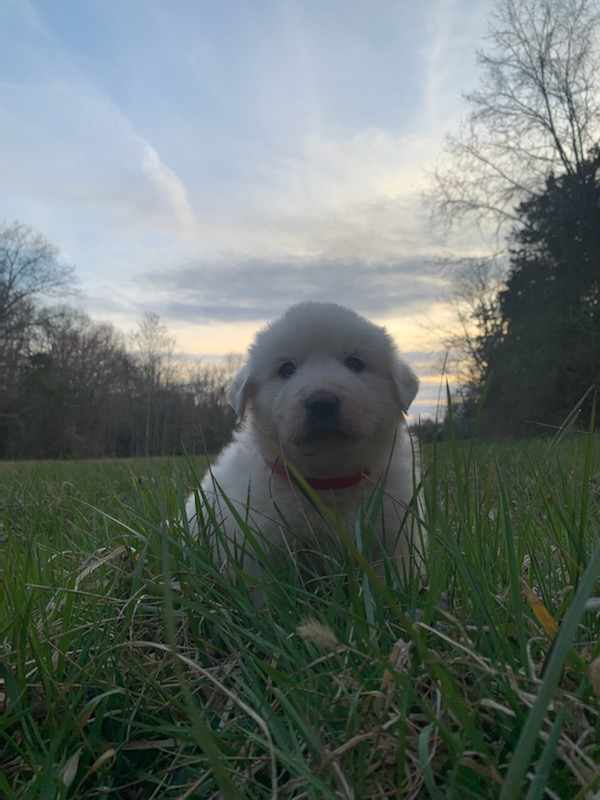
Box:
303;390;342;438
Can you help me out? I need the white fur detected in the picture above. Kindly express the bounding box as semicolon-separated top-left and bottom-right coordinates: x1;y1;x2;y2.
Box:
186;302;423;579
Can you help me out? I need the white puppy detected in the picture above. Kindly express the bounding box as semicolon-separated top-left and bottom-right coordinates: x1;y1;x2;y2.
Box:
186;302;423;579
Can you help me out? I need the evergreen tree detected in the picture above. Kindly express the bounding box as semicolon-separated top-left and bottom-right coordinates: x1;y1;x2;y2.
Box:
476;148;600;434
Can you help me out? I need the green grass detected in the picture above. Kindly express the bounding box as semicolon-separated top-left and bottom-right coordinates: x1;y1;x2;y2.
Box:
1;439;600;798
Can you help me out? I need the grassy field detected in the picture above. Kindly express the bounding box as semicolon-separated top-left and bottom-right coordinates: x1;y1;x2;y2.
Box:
1;437;600;798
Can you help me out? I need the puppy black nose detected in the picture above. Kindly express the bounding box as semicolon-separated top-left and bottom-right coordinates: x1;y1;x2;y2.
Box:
304;391;340;421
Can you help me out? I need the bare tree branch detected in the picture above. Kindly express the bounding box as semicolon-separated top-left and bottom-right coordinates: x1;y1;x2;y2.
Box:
428;0;600;231
0;222;75;327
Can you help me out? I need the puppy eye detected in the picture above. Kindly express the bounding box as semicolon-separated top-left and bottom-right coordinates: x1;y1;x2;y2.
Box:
278;361;296;379
345;355;365;373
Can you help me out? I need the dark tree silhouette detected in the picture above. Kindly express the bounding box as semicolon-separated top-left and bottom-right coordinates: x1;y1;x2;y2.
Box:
461;148;600;435
0;224;237;459
431;0;600;231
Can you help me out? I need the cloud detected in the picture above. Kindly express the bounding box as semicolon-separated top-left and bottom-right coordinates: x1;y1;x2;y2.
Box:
422;0;491;133
77;291;133;317
138;254;449;325
138;139;196;232
0;3;196;267
1;77;195;235
257;130;435;214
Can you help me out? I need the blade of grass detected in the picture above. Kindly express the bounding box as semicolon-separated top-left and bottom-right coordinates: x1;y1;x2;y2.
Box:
497;467;528;666
418;723;445;800
500;535;600;798
525;709;565;800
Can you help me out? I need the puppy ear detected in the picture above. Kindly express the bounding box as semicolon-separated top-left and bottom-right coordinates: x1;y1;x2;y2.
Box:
391;355;419;413
228;365;252;419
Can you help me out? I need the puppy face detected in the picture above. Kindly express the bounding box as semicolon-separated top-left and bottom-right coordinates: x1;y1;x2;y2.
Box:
230;303;418;477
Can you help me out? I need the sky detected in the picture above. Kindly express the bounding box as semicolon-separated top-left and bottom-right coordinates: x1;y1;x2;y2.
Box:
0;0;494;418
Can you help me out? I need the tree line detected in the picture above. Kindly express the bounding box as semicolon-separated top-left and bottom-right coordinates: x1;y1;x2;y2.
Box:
429;0;600;438
0;222;236;459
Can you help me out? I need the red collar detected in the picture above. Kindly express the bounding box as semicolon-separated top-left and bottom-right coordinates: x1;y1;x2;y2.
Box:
268;459;368;490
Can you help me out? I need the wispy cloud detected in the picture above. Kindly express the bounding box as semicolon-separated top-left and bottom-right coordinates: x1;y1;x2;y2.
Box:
138;139;196;233
422;0;490;133
137;254;448;324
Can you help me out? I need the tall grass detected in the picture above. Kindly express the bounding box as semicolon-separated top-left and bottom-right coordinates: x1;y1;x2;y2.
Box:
1;438;599;798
